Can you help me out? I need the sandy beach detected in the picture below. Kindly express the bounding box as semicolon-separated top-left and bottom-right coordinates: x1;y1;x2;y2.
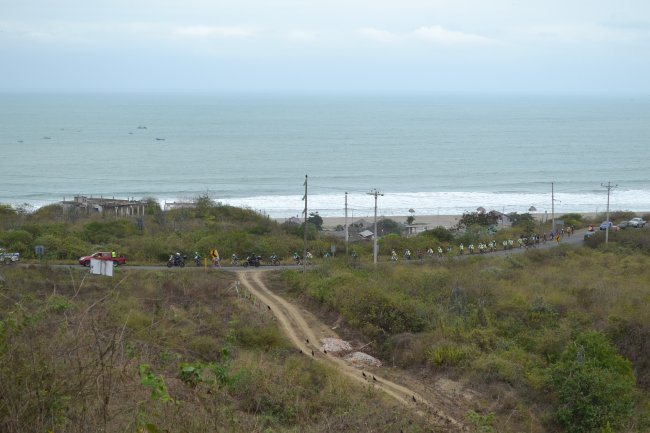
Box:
274;211;649;232
311;212;643;230
319;214;462;230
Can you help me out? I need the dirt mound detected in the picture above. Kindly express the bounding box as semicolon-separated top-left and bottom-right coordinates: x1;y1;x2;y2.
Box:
320;337;352;353
344;351;382;367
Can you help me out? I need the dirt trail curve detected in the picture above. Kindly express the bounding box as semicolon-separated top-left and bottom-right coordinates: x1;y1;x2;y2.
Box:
238;271;468;431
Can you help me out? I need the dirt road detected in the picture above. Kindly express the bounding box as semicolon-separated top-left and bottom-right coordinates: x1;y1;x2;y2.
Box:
238;271;469;431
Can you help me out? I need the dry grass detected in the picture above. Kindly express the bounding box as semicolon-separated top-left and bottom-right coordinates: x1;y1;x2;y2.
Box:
0;267;436;433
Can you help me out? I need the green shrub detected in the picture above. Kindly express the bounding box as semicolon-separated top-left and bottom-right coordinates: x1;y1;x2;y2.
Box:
471;352;526;386
81;219;138;243
561;213;583;228
426;343;477;367
465;410;496;433
236;325;286;349
0;229;33;247
551;331;635;433
420;226;454;242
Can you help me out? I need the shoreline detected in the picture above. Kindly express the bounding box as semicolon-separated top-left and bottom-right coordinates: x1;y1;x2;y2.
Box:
277;212;649;230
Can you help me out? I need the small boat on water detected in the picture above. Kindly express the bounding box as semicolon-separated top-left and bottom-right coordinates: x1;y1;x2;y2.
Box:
43;136;51;140
155;138;165;141
137;126;147;129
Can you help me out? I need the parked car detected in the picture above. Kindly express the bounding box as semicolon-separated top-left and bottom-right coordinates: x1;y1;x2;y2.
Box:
0;248;20;265
599;221;613;230
78;252;126;267
629;217;646;228
618;220;630;229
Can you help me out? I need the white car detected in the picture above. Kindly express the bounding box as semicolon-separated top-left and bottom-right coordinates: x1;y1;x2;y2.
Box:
0;248;20;265
629;217;646;228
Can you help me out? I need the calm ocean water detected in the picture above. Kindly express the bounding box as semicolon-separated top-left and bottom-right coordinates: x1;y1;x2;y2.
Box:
1;93;649;218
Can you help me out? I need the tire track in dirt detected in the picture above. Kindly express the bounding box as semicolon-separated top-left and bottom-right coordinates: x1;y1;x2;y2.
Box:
238;271;467;431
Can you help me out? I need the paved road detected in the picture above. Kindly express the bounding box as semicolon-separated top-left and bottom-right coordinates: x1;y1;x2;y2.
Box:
16;229;589;272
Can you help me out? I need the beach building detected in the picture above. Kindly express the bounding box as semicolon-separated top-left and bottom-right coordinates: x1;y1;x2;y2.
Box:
358;229;374;239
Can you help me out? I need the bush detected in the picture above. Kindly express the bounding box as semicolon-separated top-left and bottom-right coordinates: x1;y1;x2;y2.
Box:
81;220;138;243
426;343;477;367
551;331;635;433
0;229;33;247
420;226;454;242
562;213;584;229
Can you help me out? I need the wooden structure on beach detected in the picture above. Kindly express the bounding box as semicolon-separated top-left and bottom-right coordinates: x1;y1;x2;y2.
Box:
61;196;146;216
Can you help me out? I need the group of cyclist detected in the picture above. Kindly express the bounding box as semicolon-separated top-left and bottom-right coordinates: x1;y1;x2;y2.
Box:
388;233;559;261
186;228;569;267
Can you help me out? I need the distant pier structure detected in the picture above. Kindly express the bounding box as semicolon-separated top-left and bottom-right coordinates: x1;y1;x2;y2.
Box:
61;196;146;216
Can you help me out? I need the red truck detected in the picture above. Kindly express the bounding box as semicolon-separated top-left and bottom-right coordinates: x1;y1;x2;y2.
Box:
78;252;126;267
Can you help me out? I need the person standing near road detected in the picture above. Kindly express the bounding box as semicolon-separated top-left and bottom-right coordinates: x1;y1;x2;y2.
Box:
210;248;221;267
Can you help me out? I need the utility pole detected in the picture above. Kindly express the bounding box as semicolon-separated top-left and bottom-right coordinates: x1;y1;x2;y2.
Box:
367;189;383;266
551;182;555;235
601;181;618;244
302;175;308;272
345;192;349;257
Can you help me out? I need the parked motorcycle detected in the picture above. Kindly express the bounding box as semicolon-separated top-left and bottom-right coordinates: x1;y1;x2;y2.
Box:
167;253;186;268
243;254;261;268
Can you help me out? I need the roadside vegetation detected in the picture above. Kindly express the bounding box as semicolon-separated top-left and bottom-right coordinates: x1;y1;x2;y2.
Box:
0;199;607;266
0;198;339;264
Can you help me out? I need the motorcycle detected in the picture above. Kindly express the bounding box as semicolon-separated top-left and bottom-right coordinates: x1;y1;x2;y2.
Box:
231;255;240;266
243;254;261;268
194;253;201;266
167;253;186;268
268;255;281;266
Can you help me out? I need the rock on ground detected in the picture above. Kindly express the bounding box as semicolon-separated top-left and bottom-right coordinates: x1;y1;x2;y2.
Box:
320;338;352;353
344;351;382;367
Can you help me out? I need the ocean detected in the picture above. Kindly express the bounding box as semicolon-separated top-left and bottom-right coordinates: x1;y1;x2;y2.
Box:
1;93;649;218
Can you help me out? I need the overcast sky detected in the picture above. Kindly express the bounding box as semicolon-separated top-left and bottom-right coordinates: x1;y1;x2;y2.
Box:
1;0;649;93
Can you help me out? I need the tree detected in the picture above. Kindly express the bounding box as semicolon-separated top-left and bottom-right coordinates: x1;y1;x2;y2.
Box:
307;212;323;231
193;193;215;218
420;226;454;242
377;219;402;236
456;211;500;230
551;331;635;433
507;212;534;227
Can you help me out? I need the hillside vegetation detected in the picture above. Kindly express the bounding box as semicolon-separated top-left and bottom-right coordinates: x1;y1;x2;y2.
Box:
0;200;337;263
1;200;617;265
3;202;650;432
0;267;434;433
282;245;650;433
